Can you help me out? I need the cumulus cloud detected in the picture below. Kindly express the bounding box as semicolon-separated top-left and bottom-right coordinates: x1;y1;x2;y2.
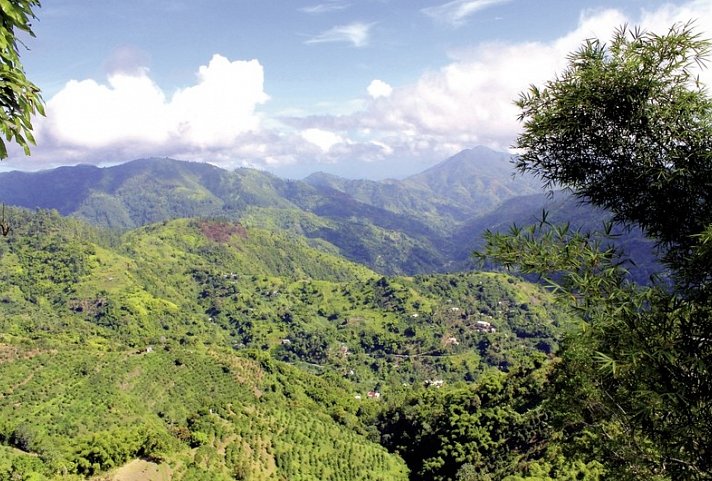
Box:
170;55;269;147
45;74;170;148
293;2;712;166
289;9;628;159
305;22;373;47
300;128;345;152
8;1;712;178
42;54;269;152
367;79;393;99
423;0;511;27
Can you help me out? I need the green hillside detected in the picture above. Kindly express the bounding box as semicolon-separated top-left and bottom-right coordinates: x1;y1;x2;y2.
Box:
305;147;541;231
0;344;410;481
0;149;660;280
0;208;577;480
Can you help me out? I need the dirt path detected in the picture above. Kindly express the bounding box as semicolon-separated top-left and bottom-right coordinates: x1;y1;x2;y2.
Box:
110;459;171;481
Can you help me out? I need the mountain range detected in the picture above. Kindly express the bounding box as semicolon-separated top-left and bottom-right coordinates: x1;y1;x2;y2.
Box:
0;146;657;279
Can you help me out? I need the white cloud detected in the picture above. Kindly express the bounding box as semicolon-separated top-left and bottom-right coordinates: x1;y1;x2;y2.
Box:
169;55;269;147
367;79;393;99
44;74;169;148
301;128;345;152
305;22;373;47
292;2;712;165
9;1;712;178
370;140;393;155
639;0;712;32
300;2;351;14
42;54;269;152
422;0;511;27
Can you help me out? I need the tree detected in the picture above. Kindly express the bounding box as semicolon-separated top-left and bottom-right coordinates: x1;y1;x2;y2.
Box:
514;22;712;285
0;0;43;159
480;24;712;480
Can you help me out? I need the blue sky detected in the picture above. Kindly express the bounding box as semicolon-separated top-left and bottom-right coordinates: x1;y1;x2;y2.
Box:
5;0;712;178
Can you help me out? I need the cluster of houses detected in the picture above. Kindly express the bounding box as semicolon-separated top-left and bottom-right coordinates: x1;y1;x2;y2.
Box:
354;391;381;400
475;320;496;333
443;305;499;334
424;379;445;388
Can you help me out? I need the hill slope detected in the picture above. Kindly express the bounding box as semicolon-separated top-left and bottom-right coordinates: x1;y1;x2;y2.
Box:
451;191;661;282
304;146;540;229
0;208;577;480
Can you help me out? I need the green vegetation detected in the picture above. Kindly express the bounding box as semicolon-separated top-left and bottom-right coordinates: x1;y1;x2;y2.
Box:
0;207;574;480
482;24;712;479
0;149;657;278
0;0;43;158
0;346;407;480
0;7;698;479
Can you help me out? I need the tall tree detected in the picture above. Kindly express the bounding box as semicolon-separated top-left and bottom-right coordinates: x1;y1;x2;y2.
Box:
0;0;43;159
514;22;712;285
481;23;712;480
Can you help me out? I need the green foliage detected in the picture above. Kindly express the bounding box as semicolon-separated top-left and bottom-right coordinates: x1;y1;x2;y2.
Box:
0;345;408;480
378;363;557;481
0;208;579;480
482;23;712;480
0;150;664;278
0;447;49;481
515;23;712;275
0;0;43;158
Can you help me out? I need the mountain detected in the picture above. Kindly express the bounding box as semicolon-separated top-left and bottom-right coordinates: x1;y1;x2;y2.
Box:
2;148;535;232
0;147;661;279
0;158;227;226
402;146;540;214
0;149;670;480
451;191;661;283
0;207;575;480
0;148;538;275
304;146;540;229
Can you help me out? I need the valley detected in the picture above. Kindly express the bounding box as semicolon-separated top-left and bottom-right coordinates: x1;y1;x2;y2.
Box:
0;147;658;480
0;9;707;479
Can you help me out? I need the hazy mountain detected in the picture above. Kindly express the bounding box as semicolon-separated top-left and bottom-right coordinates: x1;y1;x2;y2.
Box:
305;146;540;229
0;148;537;274
0;147;660;278
451;191;661;283
402;146;540;213
0;158;227;227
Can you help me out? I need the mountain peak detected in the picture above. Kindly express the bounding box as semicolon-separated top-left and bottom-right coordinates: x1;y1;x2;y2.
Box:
303;171;344;185
409;146;514;181
116;157;223;173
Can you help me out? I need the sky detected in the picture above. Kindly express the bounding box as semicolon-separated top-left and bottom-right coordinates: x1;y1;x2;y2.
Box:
3;0;712;178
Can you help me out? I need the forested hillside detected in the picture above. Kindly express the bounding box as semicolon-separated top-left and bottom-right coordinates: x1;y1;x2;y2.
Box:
0;208;578;480
0;0;707;479
451;191;660;283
